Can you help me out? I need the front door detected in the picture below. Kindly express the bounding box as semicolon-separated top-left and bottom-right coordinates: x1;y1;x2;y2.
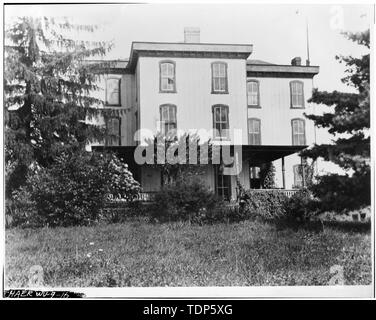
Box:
249;166;261;189
215;165;231;201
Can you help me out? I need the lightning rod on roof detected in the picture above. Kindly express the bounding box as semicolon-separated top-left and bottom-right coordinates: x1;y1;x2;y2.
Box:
306;17;310;66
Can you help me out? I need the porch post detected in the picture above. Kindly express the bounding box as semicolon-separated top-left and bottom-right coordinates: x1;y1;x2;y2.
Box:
301;156;306;188
281;157;286;189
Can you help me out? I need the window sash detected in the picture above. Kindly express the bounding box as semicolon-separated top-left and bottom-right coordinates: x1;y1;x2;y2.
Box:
294;165;303;187
106;118;121;146
291;82;304;108
215;167;231;200
213;106;229;138
292;120;305;145
160;63;175;91
106;78;120;105
248;119;261;145
250;166;260;179
247;81;259;105
160;105;177;135
212;63;227;92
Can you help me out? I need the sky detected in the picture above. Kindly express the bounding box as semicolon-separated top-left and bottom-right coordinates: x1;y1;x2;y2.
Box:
4;3;372;93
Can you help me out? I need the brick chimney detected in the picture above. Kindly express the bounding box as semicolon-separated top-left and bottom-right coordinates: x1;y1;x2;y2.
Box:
291;57;302;66
184;27;200;43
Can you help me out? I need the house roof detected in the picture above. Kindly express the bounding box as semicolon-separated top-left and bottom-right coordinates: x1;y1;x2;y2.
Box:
126;41;253;71
246;58;319;77
88;42;319;77
247;63;319;78
247;59;275;65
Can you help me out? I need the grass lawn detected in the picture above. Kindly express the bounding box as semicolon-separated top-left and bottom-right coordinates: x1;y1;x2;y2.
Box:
5;219;372;287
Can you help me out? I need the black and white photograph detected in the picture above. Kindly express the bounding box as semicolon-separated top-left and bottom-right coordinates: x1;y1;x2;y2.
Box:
1;1;374;300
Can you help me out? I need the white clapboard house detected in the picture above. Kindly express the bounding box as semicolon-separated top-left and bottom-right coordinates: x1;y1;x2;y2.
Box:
89;28;320;201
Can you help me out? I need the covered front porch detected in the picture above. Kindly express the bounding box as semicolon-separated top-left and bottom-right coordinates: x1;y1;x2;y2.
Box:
93;144;308;202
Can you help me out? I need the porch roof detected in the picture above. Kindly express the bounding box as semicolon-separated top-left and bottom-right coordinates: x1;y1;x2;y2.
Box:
237;145;307;165
92;145;307;166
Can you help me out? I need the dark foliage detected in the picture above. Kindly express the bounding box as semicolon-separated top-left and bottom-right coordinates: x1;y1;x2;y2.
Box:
301;30;370;212
310;174;370;212
8;151;140;227
240;190;289;221
5;17;116;196
151;179;223;222
259;162;276;189
283;189;320;222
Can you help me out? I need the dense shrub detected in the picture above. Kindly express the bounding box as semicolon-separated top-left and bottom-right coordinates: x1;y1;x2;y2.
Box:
240;190;289;221
310;173;370;212
238;188;321;224
151;179;223;222
6;187;37;228
283;189;320;222
9;150;141;227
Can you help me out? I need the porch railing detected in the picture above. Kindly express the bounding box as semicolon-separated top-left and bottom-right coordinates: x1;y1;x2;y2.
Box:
136;192;157;202
136;189;299;203
245;189;299;198
107;189;300;204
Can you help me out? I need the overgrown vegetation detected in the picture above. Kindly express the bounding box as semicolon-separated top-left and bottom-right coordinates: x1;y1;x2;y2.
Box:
7;150;140;227
151;178;223;222
5;219;371;287
240;190;288;220
259;162;276;189
302;29;370;212
5;17;116;196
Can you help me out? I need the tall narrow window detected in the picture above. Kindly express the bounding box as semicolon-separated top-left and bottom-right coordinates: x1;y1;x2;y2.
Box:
215;165;231;201
160;104;177;135
293;164;303;188
160;61;176;92
290;81;304;108
211;62;228;93
248;118;261;145
106;78;121;106
291;118;306;145
212;104;229;139
106;117;121;146
247;80;260;107
249;166;261;189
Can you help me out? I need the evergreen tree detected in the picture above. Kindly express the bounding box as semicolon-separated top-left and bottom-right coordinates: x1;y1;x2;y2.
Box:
5;17;116;196
301;29;370;211
260;162;276;189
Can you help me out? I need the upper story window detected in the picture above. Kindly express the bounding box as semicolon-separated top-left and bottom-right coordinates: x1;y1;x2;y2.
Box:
211;62;228;94
290;80;304;108
105;78;121;106
247;80;260;107
160;104;177;136
105;117;121;146
291;118;306;145
160;61;176;92
248;118;261;145
212;104;229;139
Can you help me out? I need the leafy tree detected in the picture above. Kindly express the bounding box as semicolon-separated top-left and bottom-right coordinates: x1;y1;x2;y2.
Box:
10;150;141;227
301;30;370;211
4;16;117;196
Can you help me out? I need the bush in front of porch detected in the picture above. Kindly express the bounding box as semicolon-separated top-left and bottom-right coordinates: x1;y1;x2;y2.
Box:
150;178;223;222
7;150;141;228
240;189;288;221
